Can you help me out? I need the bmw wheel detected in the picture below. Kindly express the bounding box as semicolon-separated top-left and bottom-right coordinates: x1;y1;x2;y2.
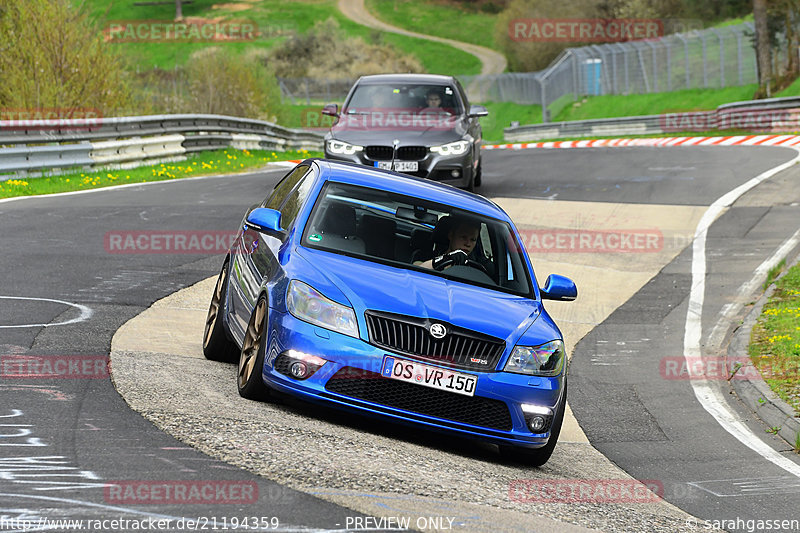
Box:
237;295;271;401
203;261;239;363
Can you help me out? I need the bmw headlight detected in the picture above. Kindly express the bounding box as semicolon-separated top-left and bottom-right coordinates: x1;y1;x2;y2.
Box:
504;340;565;376
326;139;363;155
286;280;358;338
430;140;469;156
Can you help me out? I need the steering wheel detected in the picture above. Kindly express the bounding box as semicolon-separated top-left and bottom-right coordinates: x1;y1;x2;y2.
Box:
432;250;489;274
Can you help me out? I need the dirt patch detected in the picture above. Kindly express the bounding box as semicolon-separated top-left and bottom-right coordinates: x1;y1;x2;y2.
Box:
211;2;257;11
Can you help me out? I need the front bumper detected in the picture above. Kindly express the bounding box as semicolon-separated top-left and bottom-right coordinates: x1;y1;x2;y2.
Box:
324;146;475;188
262;309;564;448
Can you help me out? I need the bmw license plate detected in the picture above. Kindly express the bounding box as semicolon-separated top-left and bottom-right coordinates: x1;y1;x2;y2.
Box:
381;356;476;397
374;161;418;172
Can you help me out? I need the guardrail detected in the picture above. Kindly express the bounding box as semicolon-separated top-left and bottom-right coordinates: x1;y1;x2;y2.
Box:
0;114;324;178
504;96;800;142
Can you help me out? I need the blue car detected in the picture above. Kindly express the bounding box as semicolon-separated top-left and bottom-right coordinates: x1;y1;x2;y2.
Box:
203;159;577;465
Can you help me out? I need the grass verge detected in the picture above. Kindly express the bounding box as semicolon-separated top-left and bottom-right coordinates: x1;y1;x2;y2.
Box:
748;262;800;416
364;0;500;52
0;149;319;199
83;0;480;75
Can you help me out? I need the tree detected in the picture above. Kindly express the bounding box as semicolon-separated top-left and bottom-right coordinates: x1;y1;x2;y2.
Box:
0;0;128;115
753;0;772;97
175;0;183;20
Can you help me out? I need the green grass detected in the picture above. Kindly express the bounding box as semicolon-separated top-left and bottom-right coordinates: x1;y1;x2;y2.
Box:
749;263;800;416
81;0;480;74
480;102;543;143
765;259;787;291
364;0;500;52
552;86;761;122
0;149;320;199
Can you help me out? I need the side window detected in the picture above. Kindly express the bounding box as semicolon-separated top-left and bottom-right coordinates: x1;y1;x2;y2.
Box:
277;171;315;229
264;165;310;210
453;80;469;113
479;224;492;260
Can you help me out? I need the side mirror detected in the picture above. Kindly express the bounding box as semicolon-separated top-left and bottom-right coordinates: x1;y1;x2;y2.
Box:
322;103;339;117
468;104;489;118
246;208;282;233
540;274;577;301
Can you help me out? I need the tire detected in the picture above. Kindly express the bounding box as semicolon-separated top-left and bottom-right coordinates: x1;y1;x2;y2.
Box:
474;160;482;187
237;295;272;401
499;381;567;467
465;169;475;193
203;261;239;363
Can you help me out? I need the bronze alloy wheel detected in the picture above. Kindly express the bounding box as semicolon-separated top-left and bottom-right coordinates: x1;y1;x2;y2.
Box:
202;262;239;363
239;297;267;390
203;264;226;349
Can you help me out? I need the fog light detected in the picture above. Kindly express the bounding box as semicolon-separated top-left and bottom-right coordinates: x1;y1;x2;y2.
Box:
276;350;327;380
290;361;309;379
521;403;553;433
450;169;460;178
528;415;547;432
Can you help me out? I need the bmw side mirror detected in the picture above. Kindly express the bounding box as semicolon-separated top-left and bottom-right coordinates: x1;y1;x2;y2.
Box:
322;104;339;117
540;274;577;301
246;208;283;233
468;105;489;118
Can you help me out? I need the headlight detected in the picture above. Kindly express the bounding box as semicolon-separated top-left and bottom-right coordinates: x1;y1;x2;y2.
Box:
326;139;363;155
504;340;565;376
430;140;469;156
286;280;358;338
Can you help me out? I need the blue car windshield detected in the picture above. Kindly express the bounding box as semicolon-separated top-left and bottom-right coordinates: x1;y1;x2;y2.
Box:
302;182;533;297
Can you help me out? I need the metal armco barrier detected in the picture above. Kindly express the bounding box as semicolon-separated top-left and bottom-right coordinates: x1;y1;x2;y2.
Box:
0;114;324;178
504;96;800;142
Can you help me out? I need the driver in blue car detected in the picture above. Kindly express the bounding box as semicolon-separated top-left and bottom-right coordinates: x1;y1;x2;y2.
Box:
417;217;480;270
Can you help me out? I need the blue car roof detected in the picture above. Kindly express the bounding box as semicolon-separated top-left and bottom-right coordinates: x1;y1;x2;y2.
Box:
310;159;511;222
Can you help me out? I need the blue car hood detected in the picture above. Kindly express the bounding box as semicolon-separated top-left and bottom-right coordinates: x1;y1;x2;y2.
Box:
294;247;557;346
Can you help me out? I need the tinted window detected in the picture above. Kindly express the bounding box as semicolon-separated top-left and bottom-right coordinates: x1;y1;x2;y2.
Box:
264;165;310;210
345;83;463;114
278;172;315;229
302;182;532;297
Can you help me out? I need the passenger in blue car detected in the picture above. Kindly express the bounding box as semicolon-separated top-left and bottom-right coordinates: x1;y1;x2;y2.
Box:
417;217;480;270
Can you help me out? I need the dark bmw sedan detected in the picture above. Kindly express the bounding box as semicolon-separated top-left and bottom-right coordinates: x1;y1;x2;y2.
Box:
322;74;488;191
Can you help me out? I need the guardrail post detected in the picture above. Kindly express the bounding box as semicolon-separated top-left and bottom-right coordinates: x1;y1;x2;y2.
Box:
711;28;725;88
666;39;673;91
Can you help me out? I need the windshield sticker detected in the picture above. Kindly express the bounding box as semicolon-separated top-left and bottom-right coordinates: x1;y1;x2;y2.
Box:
309;234;322;242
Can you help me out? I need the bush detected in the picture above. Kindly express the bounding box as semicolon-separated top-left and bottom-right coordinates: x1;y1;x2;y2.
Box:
268;18;424;80
185;47;283;121
0;0;128;115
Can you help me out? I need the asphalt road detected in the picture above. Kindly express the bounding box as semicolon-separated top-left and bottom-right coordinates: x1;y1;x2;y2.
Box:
0;172;366;531
1;145;799;532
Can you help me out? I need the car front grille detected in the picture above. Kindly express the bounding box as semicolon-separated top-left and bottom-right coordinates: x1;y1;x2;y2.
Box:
365;146;393;160
364;310;505;371
325;367;512;430
365;146;428;161
397;146;427;160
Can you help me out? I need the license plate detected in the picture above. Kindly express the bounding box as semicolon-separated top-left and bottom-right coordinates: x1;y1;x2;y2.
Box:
374;161;418;172
381;356;476;397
